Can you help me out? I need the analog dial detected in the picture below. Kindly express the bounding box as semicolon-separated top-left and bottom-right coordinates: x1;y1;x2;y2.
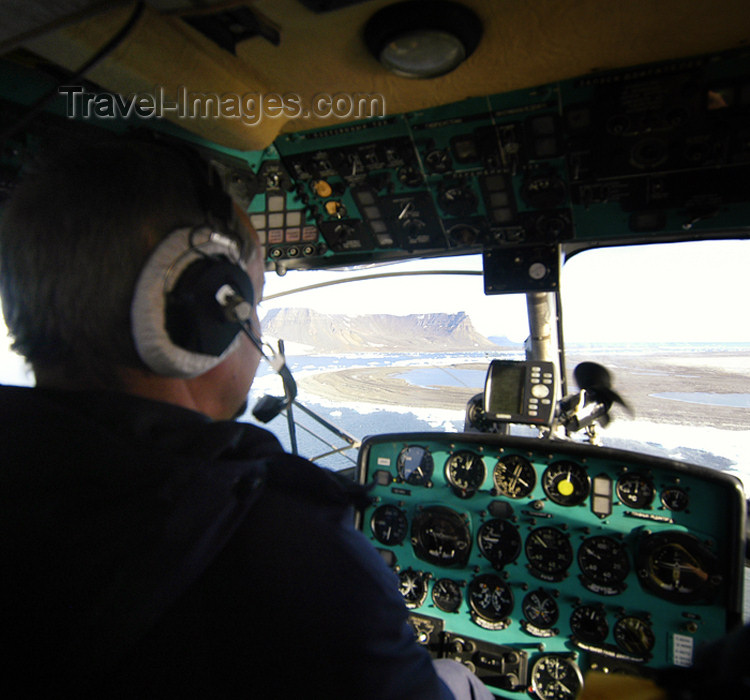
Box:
397;165;423;187
397;445;434;486
370;504;408;546
616;473;655;508
445;450;486;498
425;149;451;173
411;506;472;568
467;573;514;624
614;616;655;656
636;531;717;601
577;535;630;588
522;589;559;630
398;569;428;609
493;454;537;499
438;183;478;216
530;654;583;700
477;519;522;569
661;486;689;511
542;461;590;506
525;527;573;579
570;604;609;644
431;578;463;613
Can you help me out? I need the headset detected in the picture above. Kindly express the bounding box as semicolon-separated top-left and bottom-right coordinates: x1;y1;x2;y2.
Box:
129;146;295;419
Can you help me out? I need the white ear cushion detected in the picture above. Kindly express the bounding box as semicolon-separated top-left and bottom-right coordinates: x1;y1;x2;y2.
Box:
131;227;242;378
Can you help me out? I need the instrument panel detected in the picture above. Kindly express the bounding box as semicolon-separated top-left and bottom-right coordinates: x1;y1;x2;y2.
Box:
356;433;745;698
2;47;750;284
242;47;750;277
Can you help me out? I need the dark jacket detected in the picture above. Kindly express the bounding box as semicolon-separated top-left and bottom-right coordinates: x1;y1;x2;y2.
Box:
0;386;451;698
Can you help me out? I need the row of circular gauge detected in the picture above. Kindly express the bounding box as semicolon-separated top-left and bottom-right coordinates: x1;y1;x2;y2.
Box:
371;505;717;599
396;446;690;510
375;505;631;585
401;569;656;656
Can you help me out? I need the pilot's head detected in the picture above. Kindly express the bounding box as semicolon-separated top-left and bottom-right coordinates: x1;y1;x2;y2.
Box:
0;137;264;419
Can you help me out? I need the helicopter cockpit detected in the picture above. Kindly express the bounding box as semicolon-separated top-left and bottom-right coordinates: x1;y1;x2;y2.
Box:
1;2;749;698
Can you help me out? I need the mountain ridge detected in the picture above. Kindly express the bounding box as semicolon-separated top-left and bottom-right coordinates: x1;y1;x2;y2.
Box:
261;307;507;353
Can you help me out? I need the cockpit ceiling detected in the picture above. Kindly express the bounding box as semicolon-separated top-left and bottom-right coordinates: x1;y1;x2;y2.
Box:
9;0;750;150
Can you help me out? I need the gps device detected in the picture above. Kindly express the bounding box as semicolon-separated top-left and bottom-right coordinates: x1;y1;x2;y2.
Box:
483;360;557;425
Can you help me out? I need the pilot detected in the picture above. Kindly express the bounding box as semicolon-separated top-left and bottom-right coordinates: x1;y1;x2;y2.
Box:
0;137;492;699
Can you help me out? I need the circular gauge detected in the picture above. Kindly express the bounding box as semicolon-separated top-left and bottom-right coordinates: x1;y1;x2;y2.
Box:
493;454;537;499
616;473;655;508
661;486;689;511
520;173;567;209
398;569;428;609
542;461;590;506
432;578;463;613
411;506;472;568
445;450;486;498
438;183;478;216
530;654;583;700
614;616;655;656
525;527;573;580
467;573;514;626
577;535;630;588
570;604;609;644
477;519;522;569
397;445;434;486
522;589;559;630
636;531;718;602
425;149;451;174
397;165;423;187
370;504;409;546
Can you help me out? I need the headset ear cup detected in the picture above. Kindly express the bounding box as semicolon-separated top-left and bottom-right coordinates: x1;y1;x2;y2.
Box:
131;227;253;378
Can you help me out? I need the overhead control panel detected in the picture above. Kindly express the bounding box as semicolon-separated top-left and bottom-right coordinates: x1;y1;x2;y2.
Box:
242;47;750;273
0;48;748;277
356;433;745;698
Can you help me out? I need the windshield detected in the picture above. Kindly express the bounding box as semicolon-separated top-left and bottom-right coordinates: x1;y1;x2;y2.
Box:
561;239;750;489
1;241;747;485
244;240;750;486
244;255;529;469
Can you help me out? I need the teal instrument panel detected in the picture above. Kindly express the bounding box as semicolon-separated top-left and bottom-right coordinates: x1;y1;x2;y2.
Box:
356;433;745;698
